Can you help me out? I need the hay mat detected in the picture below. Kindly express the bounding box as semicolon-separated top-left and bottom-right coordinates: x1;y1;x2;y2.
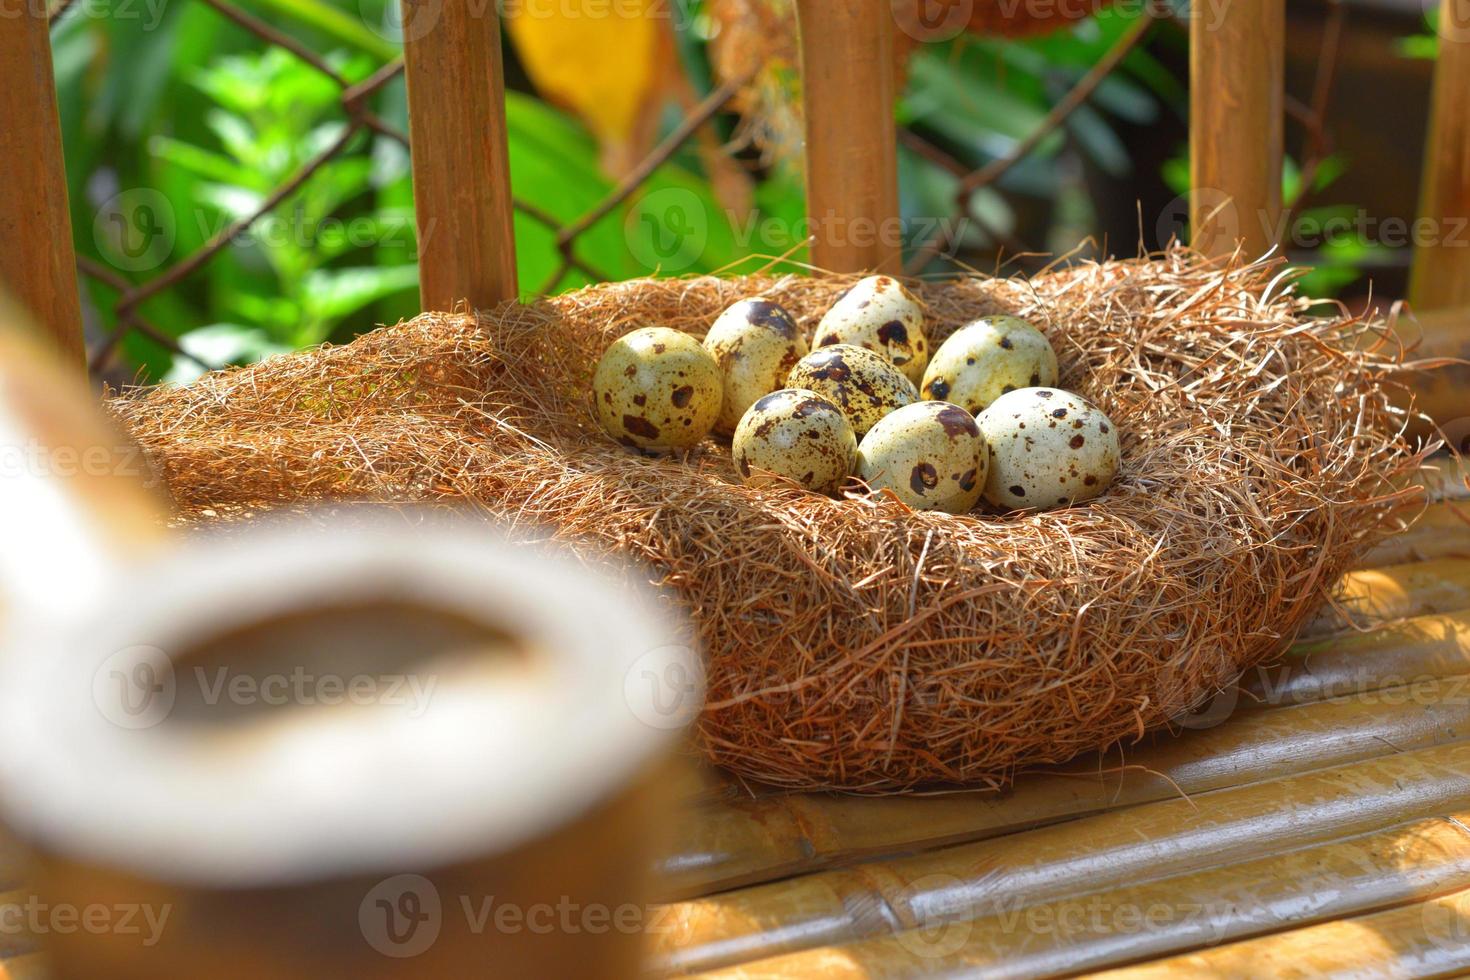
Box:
113;248;1420;792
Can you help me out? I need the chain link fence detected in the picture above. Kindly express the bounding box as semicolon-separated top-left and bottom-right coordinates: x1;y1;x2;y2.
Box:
52;0;1345;381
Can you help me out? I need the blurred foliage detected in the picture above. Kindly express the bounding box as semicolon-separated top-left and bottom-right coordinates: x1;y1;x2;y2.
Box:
53;0;1418;381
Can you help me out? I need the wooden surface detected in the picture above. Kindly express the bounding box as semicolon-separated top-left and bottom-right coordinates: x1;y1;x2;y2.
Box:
1410;0;1470;312
400;0;518;310
794;0;902;274
2;472;1468;976
0;6;84;366
1189;0;1284;258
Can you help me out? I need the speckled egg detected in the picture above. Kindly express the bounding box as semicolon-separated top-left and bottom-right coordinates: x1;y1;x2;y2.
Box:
921;316;1059;413
704;298;808;436
814;275;929;384
786;344;918;437
732;389;856;495
855;401;988;513
593;327;722;452
975;387;1120;511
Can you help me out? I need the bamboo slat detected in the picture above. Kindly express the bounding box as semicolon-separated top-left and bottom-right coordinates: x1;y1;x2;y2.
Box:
656;679;1470;899
1393;305;1470;441
0;7;84;364
1418;455;1470;502
400;0;518;310
1189;0;1284;258
1305;557;1470;637
1083;884;1470;979
653;739;1470;974
1363;501;1470;566
1409;0;1470;312
793;0;901;273
1253;608;1470;708
697;811;1470;978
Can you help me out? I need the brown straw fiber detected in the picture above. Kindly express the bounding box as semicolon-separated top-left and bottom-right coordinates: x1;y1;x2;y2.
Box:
110;247;1422;791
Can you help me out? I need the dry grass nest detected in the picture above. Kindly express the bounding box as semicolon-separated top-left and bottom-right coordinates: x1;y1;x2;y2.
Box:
112;247;1423;792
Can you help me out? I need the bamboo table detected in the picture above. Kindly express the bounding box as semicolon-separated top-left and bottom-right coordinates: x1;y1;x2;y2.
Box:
0;484;1465;979
644;460;1470;978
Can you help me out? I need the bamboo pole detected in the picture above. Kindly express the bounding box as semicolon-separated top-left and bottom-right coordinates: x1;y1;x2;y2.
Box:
1303;556;1470;637
1189;0;1284;257
1409;0;1470;311
694;810;1470;978
653;738;1470;974
1085;885;1470;978
0;299;170;624
0;954;47;980
0;10;85;366
400;0;519;309
794;0;902;273
655;683;1470;899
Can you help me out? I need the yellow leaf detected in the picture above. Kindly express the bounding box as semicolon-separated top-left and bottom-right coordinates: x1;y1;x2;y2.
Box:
506;1;671;173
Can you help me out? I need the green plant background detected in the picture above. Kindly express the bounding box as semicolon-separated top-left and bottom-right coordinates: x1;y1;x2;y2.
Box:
52;0;1440;382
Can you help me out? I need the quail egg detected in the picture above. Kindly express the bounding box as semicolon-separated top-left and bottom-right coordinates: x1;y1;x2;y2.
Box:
975;387;1120;511
814;275;929;384
732;389;856;495
922;316;1059;413
593;327;722;452
855;401;988;513
786;344;918;437
704;298;808;436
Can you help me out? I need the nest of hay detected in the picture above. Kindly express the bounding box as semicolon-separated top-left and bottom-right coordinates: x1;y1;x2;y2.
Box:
112;248;1420;792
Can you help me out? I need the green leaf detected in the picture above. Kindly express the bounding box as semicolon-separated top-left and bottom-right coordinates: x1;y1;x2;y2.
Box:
301;265;421;337
149;135;258;188
1068;103;1132;177
237;0;400;61
1398;34;1439;59
167;323;294;383
1161;151;1190;195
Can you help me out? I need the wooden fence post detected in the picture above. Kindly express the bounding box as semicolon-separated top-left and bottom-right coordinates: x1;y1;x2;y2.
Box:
1189;0;1285;258
794;0;902;274
0;6;85;366
400;0;519;310
1409;0;1470;312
